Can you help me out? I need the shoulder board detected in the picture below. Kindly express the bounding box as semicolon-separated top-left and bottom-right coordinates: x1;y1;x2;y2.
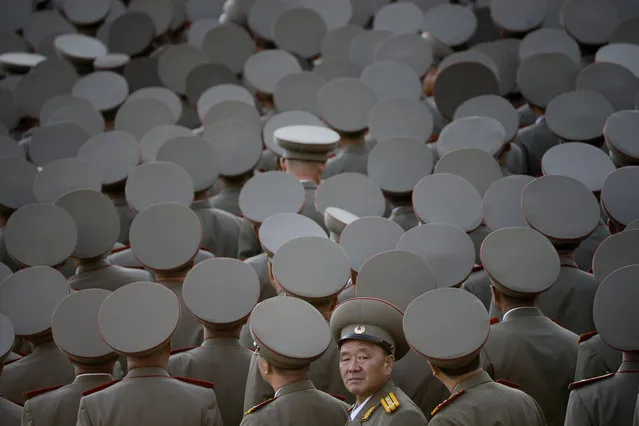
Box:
109;245;130;254
496;379;521;389
361;404;378;421
327;152;337;160
490;317;500;325
173;376;214;389
568;373;615;390
578;331;598;344
431;390;465;417
330;394;347;402
244;397;276;416
24;384;64;401
3;357;21;366
551;318;565;328
170;346;198;355
347;404;355;413
471;264;484;273
82;379;121;396
380;392;401;414
1;395;23;407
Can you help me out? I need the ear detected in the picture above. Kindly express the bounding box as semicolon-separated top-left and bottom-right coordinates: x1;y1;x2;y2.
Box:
268;261;282;293
385;353;395;371
490;286;502;312
279;157;287;171
428;361;440;378
257;357;271;377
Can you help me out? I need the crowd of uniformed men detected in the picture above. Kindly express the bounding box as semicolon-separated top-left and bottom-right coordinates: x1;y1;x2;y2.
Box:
1;0;639;425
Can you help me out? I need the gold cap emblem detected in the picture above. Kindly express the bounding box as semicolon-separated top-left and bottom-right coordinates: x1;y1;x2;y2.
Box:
354;325;366;334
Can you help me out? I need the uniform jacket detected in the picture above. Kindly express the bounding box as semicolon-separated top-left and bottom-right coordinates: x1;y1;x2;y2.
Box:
22;373;113;426
158;279;203;349
76;367;223;426
0;396;21;426
481;307;578;426
244;253;277;301
575;333;622;381
388;205;419;232
429;371;546;426
192;200;242;259
301;181;325;231
69;258;153;292
574;221;610;272
0;341;75;404
461;268;492;311
113;198;136;245
565;360;639;426
513;118;560;177
209;187;242;217
240;380;349;426
345;379;426;426
237;218;262;260
168;338;252;426
488;257;598;335
243;329;351;410
322;144;369;179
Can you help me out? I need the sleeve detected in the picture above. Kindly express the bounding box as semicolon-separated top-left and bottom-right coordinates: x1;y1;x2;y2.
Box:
243;355;275;412
76;398;94;426
203;389;224;426
564;390;594;426
389;410;429;426
574;343;608;381
21;399;33;426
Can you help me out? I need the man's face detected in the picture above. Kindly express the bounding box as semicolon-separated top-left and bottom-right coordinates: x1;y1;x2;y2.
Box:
339;340;394;400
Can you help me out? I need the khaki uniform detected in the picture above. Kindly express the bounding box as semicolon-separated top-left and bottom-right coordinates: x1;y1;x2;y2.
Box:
0;341;75;404
192;200;242;259
461;268;492;311
301;181;325;230
22;373;113;426
488;258;598;335
241;380;348;426
243;334;351;410
69;258;153;291
388;205;419;231
322;144;369;179
575;333;622;381
158;279;202;349
244;253;277;301
237;218;262;260
392;349;449;421
77;367;223;426
574;220;610;272
0;396;21;426
345;380;426;426
209;187;242;217
429;371;546;426
513;118;560;177
481;307;578;426
168;338;253;426
113;198;135;245
565;361;639;426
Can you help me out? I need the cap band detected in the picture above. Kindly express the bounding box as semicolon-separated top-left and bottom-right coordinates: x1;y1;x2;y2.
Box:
339;324;396;354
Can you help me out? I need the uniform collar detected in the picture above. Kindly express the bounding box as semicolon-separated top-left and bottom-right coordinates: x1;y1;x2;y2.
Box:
502;306;544;322
342;144;367;154
618;360;639;373
352;379;396;420
112;198;128;207
125;367;170;378
75;257;111;274
559;255;578;268
219;187;241;195
74;373;114;385
452;370;492;394
391;205;413;215
191;199;212;211
274;379;315;398
202;337;240;347
32;340;58;354
302;181;318;190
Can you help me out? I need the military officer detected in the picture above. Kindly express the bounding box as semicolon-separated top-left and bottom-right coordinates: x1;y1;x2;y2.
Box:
317;78;377;178
244;209;327;303
565;265;639;425
604;110;639;167
600;166;639;234
77;130;140;245
168;258;260;426
0;314;21;425
22;289;118;426
367;138;434;231
241;296;349;426
129;202;204;348
77;281;224;426
55;189;152;291
487;175;600;335
404;288;546;425
479;227;578;426
355;249;449;420
330;297;427;425
0;267;74;404
244;236;352;410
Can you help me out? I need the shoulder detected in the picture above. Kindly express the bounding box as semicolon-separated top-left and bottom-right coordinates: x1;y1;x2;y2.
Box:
170;346;198;356
577;331;598;344
431;390;465;417
495;379;521;389
244;397;277;416
368;390;425;423
23;384;64;401
569;373;616;390
81;379;122;397
172;376;215;390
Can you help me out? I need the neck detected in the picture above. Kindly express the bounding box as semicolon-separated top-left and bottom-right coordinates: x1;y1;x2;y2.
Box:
339;136;364;148
439;368;483;393
270;371;309;395
28;332;55;348
203;325;242;340
623;352;639;362
73;360;116;376
288;170;320;184
193;190;209;201
155;264;192;281
74;255;107;266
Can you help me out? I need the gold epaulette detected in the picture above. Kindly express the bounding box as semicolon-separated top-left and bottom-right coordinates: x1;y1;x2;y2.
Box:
244;398;276;416
431;390;465;416
361;405;377;421
381;392;400;414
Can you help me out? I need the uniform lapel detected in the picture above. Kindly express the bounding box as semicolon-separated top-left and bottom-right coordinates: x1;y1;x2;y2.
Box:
349;380;396;425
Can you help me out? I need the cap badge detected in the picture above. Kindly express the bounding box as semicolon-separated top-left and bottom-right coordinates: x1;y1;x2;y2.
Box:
354;325;366;334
